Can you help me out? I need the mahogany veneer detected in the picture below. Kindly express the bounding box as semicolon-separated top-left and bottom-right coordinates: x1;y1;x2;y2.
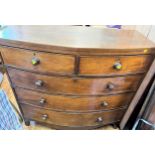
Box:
8;67;142;95
21;103;126;128
0;26;155;129
15;87;134;112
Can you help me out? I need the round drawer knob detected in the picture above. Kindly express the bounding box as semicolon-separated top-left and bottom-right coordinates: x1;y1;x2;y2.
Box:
35;80;44;87
100;101;108;107
42;114;48;120
39;98;46;105
107;83;115;90
32;57;40;65
96;117;103;123
113;62;122;70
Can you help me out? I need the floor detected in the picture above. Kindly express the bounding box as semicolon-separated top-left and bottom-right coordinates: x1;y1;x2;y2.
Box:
0;73;118;130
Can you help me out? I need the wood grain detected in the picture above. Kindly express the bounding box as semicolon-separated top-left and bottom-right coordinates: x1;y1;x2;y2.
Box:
15;87;133;112
80;55;153;76
1;47;74;75
0;26;155;56
1;26;155;129
21;103;126;127
8;68;143;95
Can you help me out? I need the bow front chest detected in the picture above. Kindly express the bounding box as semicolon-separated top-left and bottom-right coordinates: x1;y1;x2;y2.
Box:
0;26;154;129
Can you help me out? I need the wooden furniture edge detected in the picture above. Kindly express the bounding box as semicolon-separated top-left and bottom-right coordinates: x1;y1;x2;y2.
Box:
120;58;155;129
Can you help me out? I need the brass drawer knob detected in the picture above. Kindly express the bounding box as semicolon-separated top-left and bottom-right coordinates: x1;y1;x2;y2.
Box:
42;114;48;120
113;62;122;70
96;117;103;123
35;80;44;87
39;98;46;105
32;57;40;65
107;83;115;90
100;101;108;107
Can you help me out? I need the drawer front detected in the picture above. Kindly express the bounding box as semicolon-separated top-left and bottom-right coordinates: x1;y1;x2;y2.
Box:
8;68;142;95
15;87;133;112
80;55;152;76
1;47;74;74
21;103;126;127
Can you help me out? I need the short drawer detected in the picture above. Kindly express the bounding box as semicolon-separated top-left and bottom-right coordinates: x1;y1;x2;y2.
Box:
79;55;152;76
21;103;126;127
8;68;142;95
15;87;133;112
1;47;74;75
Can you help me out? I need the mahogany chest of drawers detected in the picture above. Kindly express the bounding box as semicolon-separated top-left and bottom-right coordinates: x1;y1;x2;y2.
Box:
0;26;155;129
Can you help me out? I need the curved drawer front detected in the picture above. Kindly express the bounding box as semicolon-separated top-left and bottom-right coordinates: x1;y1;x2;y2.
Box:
1;47;74;74
80;55;152;76
15;87;133;112
8;68;142;95
21;103;126;127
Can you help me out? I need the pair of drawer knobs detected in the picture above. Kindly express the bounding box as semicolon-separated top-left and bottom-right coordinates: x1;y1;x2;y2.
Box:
35;80;115;91
31;57;122;70
39;98;108;107
41;114;103;123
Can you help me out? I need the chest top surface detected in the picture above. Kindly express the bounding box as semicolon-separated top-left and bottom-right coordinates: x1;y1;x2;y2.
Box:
0;26;154;55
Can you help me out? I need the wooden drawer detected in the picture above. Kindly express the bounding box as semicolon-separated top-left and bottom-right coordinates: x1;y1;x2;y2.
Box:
80;55;152;76
8;68;142;95
21;103;126;127
0;47;74;75
15;87;133;112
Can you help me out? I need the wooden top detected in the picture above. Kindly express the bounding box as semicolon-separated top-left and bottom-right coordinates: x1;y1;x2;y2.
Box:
0;26;154;55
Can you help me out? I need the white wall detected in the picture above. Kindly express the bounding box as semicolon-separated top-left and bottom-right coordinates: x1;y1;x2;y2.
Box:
123;25;155;43
92;25;155;43
147;26;155;42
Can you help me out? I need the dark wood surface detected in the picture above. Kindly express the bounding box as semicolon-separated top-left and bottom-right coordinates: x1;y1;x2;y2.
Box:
1;47;75;75
80;55;152;76
0;26;155;129
1;46;153;77
0;26;155;55
8;67;143;95
15;87;133;112
21;103;126;127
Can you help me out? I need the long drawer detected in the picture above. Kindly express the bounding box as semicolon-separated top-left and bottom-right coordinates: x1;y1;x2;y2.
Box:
1;47;74;75
80;55;152;76
8;68;142;95
15;87;133;112
21;103;126;127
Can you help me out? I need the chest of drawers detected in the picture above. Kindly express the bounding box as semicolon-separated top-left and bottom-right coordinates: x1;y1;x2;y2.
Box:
0;26;155;129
